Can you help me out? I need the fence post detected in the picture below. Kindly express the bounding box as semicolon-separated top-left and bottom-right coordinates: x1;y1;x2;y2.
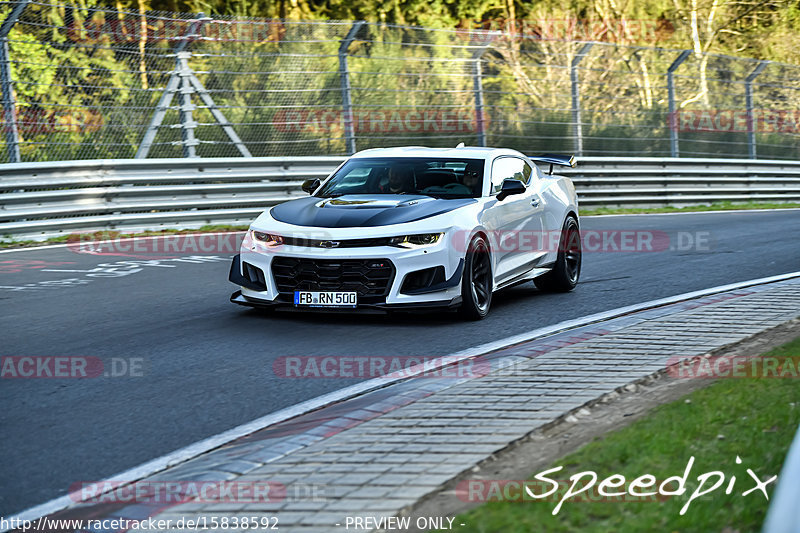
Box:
570;43;594;157
339;22;364;156
667;50;691;158
471;39;495;147
745;60;768;159
0;0;31;164
472;57;486;147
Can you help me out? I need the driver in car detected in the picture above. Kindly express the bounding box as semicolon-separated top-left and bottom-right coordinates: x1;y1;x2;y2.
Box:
379;166;415;194
462;169;481;195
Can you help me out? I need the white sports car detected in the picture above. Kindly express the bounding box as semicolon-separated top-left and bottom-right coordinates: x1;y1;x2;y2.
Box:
229;146;581;319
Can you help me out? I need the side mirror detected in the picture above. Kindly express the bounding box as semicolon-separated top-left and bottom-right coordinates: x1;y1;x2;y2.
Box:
496;179;526;201
301;179;320;194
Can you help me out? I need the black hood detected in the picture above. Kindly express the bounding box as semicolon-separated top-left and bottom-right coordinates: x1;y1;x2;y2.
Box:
269;195;476;228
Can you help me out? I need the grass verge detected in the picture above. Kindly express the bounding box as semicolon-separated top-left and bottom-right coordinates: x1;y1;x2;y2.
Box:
581;200;800;216
0;225;248;249
443;336;800;533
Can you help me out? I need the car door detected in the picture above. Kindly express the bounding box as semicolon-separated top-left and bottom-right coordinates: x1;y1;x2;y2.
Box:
483;156;544;284
524;160;548;258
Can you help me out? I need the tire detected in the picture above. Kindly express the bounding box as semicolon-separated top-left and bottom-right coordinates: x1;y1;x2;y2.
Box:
459;235;493;320
534;216;581;292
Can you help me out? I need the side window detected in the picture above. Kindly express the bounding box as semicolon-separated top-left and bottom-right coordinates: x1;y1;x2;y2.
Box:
491;157;528;193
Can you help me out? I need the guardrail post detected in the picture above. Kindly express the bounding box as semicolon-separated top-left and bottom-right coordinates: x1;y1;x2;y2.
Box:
667;50;691;158
745;60;768;160
570;43;594;157
339;22;364;156
0;0;30;164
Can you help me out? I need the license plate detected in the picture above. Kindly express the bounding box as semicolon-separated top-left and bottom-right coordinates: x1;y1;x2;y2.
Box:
294;291;358;308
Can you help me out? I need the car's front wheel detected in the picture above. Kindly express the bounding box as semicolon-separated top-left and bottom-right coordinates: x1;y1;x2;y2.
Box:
534;216;581;292
459;235;492;320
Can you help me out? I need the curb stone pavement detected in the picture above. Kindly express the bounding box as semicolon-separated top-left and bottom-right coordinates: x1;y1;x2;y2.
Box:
11;277;800;533
405;316;800;532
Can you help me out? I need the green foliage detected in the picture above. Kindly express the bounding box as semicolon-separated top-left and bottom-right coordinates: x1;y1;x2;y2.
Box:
6;2;136;160
97;0;800;63
2;0;798;162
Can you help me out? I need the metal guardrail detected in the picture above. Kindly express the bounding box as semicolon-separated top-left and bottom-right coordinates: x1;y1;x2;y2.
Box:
762;421;800;533
1;156;799;241
565;157;800;206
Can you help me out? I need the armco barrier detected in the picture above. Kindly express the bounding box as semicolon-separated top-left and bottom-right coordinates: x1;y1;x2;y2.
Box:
762;421;800;533
1;156;799;241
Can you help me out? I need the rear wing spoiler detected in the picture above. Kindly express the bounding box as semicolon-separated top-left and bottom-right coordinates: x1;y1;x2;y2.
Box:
530;154;576;175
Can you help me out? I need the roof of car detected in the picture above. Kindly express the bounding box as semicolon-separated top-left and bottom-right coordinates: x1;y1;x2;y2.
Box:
349;146;528;161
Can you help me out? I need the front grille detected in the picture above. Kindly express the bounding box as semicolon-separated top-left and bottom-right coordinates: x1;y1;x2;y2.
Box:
271;257;395;303
282;236;393;248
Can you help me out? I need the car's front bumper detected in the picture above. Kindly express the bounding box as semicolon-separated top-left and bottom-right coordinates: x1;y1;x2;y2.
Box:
229;289;461;313
228;236;465;312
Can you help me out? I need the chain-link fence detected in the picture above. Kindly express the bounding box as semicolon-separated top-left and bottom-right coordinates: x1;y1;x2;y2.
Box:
1;0;799;164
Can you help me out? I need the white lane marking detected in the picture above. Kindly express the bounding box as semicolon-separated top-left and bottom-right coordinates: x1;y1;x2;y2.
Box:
0;256;231;291
3;270;800;530
0;278;92;291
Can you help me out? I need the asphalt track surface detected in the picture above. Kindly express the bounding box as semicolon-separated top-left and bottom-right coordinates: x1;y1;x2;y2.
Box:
1;210;799;516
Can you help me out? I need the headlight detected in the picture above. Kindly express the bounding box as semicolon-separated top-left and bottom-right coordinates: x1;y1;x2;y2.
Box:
388;233;443;248
252;230;284;246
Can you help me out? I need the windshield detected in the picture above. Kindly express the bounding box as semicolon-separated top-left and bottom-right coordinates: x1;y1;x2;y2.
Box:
316;157;485;199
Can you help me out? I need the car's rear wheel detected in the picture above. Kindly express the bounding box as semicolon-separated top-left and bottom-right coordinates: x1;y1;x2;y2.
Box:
459;235;492;320
534;216;581;292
